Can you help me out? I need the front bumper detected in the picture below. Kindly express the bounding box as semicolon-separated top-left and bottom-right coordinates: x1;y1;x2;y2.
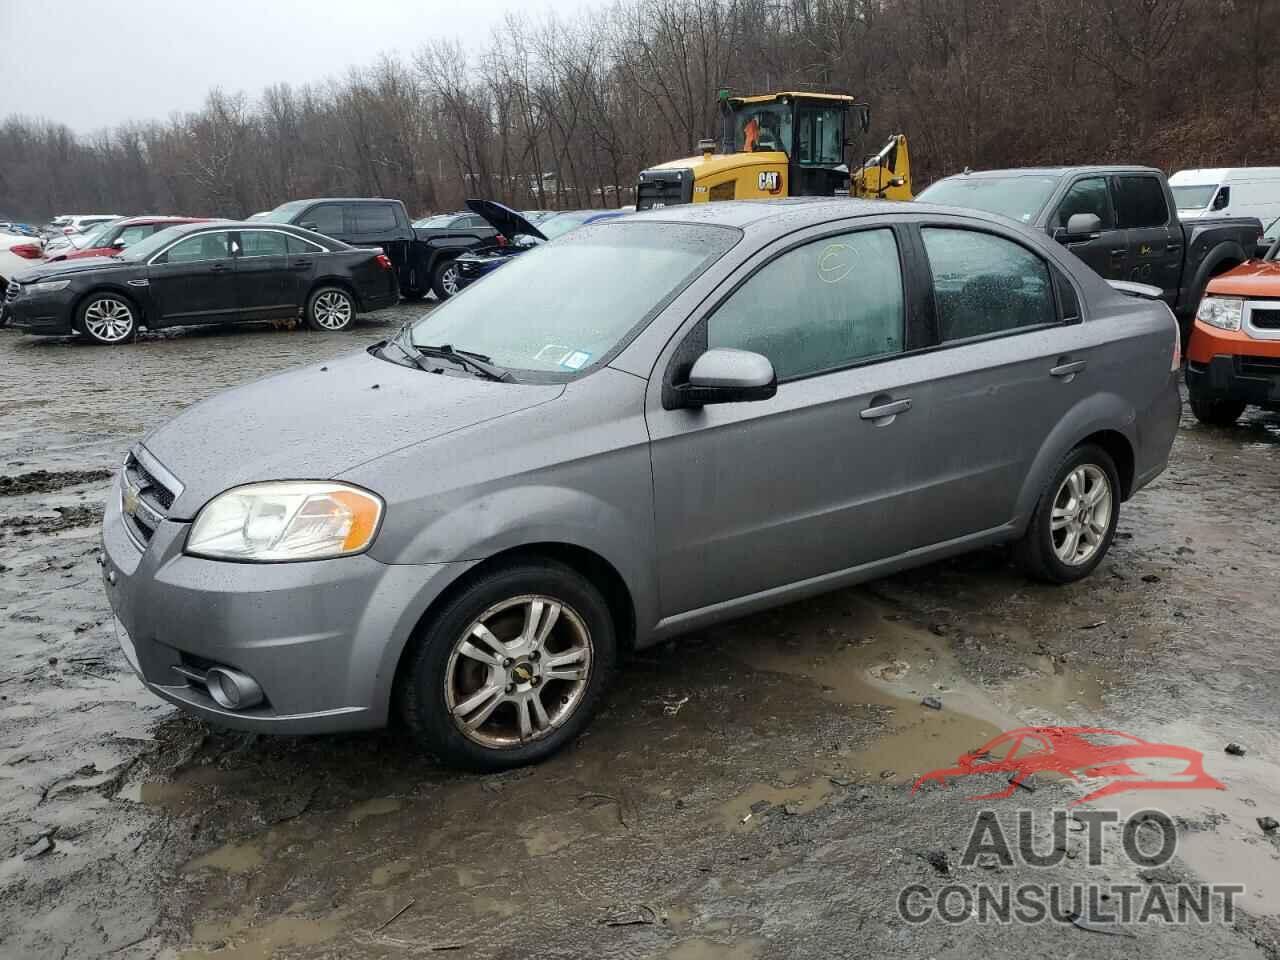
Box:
1186;355;1280;407
6;285;75;334
101;470;472;734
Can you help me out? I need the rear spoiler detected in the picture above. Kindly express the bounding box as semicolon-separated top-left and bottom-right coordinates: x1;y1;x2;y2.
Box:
1107;279;1163;300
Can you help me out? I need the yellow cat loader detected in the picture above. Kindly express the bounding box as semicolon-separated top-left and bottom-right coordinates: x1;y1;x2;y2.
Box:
635;91;912;210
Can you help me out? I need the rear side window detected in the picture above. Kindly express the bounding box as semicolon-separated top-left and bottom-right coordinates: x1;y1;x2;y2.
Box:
303;204;344;236
1113;176;1169;228
1055;177;1114;230
708;228;904;380
239;231;288;257
286;235;320;254
353;204;399;234
921;228;1057;341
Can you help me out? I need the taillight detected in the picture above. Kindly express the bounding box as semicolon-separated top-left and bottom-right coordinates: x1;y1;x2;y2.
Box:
62;227;75;235
496;234;508;247
12;243;41;259
375;253;392;271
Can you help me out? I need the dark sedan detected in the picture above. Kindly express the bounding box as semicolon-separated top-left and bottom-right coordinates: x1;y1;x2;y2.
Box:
454;201;627;291
5;222;399;344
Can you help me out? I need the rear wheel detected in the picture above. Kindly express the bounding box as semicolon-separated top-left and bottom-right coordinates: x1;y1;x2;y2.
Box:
431;259;460;300
77;293;137;345
399;559;616;771
1016;444;1120;584
305;286;354;332
1188;390;1245;426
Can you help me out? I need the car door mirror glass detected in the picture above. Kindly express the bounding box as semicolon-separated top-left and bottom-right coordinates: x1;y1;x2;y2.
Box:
673;348;777;408
1064;213;1102;239
512;233;540;248
111;238;127;249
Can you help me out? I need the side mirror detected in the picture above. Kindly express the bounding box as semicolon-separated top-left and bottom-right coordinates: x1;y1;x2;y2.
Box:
512;234;540;248
1061;213;1102;240
1212;192;1229;211
111;238;127;249
670;348;777;408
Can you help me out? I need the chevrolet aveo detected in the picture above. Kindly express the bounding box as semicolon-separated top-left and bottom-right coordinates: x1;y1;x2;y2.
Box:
101;199;1181;770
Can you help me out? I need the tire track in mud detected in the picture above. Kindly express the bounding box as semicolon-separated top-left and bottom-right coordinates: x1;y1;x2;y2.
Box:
0;469;112;497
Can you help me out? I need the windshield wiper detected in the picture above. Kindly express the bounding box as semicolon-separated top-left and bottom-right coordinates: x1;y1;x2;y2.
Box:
413;343;514;382
381;335;435;373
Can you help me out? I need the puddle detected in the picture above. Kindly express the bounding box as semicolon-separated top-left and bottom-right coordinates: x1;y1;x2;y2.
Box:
182;911;346;960
666;937;765;959
186;842;264;875
349;796;402;823
717;776;835;832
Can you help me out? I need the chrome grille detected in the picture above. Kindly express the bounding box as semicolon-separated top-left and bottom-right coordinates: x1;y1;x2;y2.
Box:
121;450;179;546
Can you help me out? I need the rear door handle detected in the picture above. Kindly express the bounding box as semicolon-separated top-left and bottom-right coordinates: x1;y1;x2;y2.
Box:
860;397;912;421
290;259;313;270
211;262;231;273
1109;248;1126;258
1050;360;1087;378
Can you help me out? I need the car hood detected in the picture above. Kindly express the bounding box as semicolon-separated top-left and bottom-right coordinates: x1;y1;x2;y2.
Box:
1206;260;1280;298
140;347;565;517
15;255;124;282
465;199;546;242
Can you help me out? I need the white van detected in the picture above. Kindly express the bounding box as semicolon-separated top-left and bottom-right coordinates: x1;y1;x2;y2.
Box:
1169;168;1280;224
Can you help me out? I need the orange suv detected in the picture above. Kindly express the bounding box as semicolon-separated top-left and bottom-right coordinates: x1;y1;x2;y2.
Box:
1186;234;1280;424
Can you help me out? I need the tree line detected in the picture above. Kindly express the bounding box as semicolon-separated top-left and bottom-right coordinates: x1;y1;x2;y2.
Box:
1;0;1276;222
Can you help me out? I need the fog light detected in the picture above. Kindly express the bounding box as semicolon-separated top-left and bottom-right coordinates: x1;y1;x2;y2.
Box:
205;666;264;710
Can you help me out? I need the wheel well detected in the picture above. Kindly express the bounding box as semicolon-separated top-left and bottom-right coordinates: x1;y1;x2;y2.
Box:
1081;429;1134;498
390;542;637;712
72;288;143;330
1210;258;1241;277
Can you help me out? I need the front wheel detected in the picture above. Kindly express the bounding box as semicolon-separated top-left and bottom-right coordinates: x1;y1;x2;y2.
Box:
399;560;617;771
77;293;137;345
1188;390;1245;427
1015;444;1120;584
431;259;460;300
305;286;355;332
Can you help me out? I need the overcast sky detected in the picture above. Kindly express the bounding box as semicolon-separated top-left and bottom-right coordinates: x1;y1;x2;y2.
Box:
3;0;600;133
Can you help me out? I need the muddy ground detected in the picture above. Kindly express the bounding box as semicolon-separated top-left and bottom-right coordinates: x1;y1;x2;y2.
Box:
2;306;1279;960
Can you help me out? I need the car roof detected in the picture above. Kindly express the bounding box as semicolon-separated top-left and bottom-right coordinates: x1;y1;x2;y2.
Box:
621;197;1040;240
113;215;208;226
935;166;1162;180
148;220;320;238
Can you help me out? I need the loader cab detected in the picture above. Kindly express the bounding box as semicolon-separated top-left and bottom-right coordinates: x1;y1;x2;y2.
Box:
725;92;867;198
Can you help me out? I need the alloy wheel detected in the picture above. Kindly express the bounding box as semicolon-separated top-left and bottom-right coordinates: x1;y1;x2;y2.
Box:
83;298;135;342
444;595;593;748
441;266;459;296
313;291;352;330
1049;464;1113;566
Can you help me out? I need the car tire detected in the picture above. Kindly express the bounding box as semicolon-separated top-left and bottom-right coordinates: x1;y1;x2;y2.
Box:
76;293;137;345
399;559;617;771
1015;443;1120;585
305;286;355;332
431;259;460;300
1188;391;1245;427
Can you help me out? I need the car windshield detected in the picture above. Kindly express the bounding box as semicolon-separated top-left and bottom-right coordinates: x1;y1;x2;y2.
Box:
406;221;738;378
537;213;591;240
917;175;1061;224
1171;185;1217;210
119;225;190;262
259;201;310;224
414;214;461;228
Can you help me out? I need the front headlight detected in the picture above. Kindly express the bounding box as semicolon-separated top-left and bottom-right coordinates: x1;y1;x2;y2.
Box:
186;482;383;561
1196;296;1243;331
31;280;71;294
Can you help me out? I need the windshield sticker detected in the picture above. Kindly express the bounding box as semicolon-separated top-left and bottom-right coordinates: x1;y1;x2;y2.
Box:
535;344;572;363
561;350;591;370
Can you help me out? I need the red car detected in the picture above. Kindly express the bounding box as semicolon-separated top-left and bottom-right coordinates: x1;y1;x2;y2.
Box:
44;216;210;263
912;726;1224;806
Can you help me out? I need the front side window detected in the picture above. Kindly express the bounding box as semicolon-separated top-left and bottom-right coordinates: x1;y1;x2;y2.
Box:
1055;177;1114;230
408;222;738;377
161;231;232;265
353;204;399;234
922;228;1056;341
735;104;792;154
794;107;844;165
238;231;289;257
708;228;904;381
1113;176;1169;228
116;225;154;247
303;204;344;236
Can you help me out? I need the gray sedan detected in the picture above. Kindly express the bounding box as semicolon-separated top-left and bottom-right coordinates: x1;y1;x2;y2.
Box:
100;199;1181;769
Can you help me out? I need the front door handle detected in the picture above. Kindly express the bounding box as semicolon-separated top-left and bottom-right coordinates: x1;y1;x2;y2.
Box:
211;262;231;273
1050;360;1087;378
290;259;313;270
860;397;912;421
